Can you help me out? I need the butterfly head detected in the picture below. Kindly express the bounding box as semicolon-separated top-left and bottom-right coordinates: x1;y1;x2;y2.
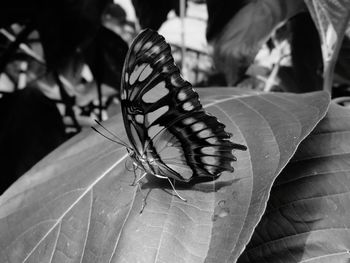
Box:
126;147;136;158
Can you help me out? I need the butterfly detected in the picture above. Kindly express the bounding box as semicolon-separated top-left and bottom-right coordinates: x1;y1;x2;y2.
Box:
96;29;246;202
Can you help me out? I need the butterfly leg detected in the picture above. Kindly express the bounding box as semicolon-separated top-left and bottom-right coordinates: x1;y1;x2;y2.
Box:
139;186;152;214
135;171;148;185
130;162;138;186
153;174;187;201
131;162;146;186
135;172;149;213
148;174;186;202
166;178;187;202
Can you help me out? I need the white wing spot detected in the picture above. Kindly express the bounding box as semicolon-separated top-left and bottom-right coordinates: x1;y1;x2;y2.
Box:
206;137;218;144
139;64;153;81
201;147;216;155
183;117;196;125
171;75;184;87
134;42;142;52
159;146;183;159
205;165;216;173
148;124;164;139
202;156;217;165
162;65;171;73
151;45;160;53
183;102;194;111
125;72;129;83
177;91;187;101
121;89;127;100
198;129;212;138
142;82;168;103
143;41;153;50
129;63;147;85
191;122;205;132
135;115;144;124
146;106;169;125
156;54;166;64
130;86;141;101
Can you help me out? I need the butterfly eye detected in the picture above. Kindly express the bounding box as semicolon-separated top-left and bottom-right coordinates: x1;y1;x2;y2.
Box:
126;148;135;156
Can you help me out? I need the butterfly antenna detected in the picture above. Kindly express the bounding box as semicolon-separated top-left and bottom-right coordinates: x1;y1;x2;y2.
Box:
91;126;129;148
93;120;129;148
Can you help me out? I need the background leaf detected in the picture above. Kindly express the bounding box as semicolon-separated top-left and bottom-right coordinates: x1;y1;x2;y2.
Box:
305;0;350;92
0;89;329;263
238;102;350;263
131;0;181;30
207;0;305;85
83;26;128;91
0;0;109;68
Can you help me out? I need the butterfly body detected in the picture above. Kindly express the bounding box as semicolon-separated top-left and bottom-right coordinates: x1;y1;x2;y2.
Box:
120;29;246;184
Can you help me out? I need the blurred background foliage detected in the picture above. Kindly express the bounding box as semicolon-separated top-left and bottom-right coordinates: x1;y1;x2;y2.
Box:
0;0;349;194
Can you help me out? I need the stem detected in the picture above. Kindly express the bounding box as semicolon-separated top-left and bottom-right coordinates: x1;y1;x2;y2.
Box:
96;80;103;121
322;13;350;95
322;58;335;94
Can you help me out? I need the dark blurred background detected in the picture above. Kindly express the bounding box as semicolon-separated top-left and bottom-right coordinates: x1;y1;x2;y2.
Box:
0;0;349;194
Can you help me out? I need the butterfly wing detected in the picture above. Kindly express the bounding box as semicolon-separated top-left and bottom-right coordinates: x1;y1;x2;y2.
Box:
120;29;246;182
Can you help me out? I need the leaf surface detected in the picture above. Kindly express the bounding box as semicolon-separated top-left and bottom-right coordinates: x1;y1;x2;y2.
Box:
0;89;330;263
238;102;350;263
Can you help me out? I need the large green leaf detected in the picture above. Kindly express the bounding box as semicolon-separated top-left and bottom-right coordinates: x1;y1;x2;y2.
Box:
0;89;329;263
238;102;350;263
